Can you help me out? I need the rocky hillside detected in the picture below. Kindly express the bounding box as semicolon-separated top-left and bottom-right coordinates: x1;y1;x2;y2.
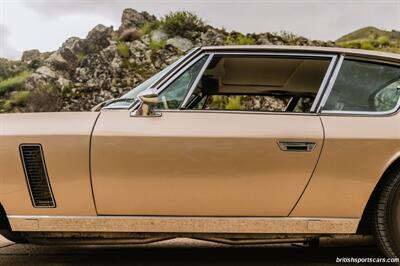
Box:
0;9;367;113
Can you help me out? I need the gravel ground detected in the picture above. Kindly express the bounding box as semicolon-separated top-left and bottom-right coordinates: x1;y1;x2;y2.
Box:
0;235;389;265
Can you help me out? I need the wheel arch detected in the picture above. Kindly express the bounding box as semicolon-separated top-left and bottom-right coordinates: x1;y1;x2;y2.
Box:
0;203;28;243
0;203;11;230
357;155;400;234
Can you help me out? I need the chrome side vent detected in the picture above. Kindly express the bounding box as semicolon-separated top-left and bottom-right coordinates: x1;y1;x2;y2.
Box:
20;144;56;208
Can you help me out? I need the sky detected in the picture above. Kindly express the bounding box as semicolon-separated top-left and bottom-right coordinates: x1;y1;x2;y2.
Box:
0;0;399;59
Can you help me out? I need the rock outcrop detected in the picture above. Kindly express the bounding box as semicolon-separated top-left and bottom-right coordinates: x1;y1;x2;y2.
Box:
119;8;156;31
0;9;337;113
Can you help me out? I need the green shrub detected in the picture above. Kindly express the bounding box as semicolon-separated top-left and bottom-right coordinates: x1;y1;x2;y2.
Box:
360;40;375;50
117;42;130;59
76;52;86;64
10;91;30;105
225;35;255;45
1;91;30;112
224;36;235;45
140;21;160;35
236;35;255;45
161;11;205;39
338;41;361;49
0;71;31;96
149;39;166;51
2;100;13;112
377;36;390;46
226;96;242;110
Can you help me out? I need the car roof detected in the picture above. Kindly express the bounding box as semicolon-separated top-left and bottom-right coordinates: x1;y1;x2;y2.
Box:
200;45;400;62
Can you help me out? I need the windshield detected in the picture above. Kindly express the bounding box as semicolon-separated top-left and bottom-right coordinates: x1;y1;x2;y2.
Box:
104;49;198;109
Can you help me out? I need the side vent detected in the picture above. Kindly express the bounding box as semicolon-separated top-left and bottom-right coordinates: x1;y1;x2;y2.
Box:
20;144;56;208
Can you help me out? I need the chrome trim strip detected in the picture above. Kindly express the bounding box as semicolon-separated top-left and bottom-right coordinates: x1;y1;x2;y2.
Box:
316;54;345;113
181;54;214;108
345;55;400;67
201;51;336;58
8;215;359;234
310;55;338;112
19;144;56;208
160;109;318;116
101;106;131;110
320;106;400;116
199;46;400;62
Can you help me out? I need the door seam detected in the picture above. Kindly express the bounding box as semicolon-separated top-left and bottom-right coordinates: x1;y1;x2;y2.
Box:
288;116;326;216
88;112;102;215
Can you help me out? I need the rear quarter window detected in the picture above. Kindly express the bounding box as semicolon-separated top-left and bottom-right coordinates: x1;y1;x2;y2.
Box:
323;59;400;113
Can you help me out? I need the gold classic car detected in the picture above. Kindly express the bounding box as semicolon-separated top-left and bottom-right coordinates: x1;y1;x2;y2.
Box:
1;46;400;257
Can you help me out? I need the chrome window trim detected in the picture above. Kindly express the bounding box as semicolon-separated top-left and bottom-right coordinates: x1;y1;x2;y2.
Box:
310;55;338;112
101;105;133;110
345;55;400;67
159;109;318;116
200;51;336;58
152;51;336;114
319;56;400;116
320;107;400;117
316;54;345;113
127;100;141;112
181;54;214;108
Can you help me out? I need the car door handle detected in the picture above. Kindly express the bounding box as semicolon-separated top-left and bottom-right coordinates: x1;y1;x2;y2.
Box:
277;141;316;152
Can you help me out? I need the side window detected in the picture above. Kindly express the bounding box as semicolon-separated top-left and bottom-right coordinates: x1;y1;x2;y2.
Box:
201;95;291;111
197;95;315;112
185;55;331;113
323;60;400;112
157;56;208;109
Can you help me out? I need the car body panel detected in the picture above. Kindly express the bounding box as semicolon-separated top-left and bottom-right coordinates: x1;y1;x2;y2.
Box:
0;112;99;215
91;110;323;216
291;115;400;217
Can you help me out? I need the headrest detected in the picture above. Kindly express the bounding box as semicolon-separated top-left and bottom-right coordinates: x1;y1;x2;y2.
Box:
201;76;219;94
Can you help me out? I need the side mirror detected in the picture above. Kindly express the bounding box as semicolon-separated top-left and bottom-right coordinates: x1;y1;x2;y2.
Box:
131;88;162;117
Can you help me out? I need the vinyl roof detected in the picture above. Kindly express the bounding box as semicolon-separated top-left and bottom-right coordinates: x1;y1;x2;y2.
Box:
200;45;400;62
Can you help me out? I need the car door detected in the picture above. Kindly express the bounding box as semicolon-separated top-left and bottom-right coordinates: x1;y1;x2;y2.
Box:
90;52;331;216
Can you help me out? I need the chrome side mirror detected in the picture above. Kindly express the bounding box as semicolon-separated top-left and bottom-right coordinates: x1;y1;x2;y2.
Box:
131;88;162;117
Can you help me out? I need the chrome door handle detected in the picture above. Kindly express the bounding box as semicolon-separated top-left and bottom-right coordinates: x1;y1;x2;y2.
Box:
277;141;316;152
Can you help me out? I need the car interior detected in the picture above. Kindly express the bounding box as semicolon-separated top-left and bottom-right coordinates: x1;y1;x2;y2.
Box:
185;55;331;112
